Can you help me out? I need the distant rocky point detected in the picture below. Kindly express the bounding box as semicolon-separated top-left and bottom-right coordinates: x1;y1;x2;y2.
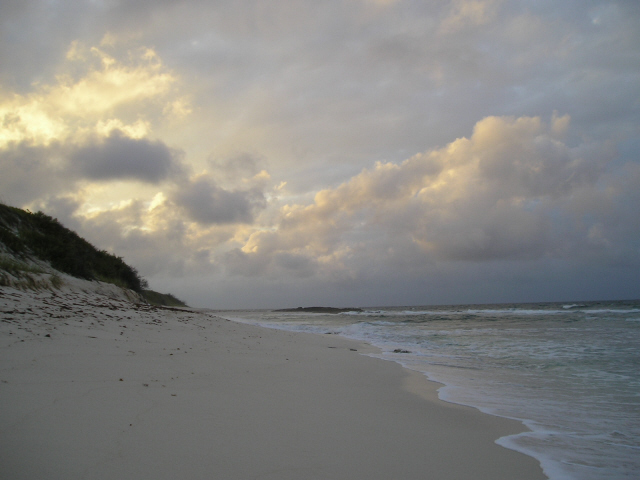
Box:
273;307;362;314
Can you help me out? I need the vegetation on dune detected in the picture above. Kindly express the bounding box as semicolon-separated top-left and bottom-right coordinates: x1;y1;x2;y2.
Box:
0;204;179;303
141;289;187;307
0;203;147;292
0;255;63;290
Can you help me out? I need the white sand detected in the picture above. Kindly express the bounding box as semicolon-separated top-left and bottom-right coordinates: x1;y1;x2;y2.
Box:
0;283;546;480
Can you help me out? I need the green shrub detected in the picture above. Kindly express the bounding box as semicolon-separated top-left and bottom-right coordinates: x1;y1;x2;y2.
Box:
50;274;63;289
0;203;148;292
142;289;188;307
0;257;44;275
0;226;25;254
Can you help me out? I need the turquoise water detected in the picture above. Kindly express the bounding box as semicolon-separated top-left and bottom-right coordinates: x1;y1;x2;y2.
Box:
220;301;640;480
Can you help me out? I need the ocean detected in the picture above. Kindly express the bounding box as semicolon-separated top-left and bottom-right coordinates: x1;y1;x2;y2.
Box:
218;300;640;480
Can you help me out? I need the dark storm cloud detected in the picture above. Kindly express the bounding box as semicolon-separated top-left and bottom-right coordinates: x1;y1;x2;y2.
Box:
173;175;266;225
70;131;182;183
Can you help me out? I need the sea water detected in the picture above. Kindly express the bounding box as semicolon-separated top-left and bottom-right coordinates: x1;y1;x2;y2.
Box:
218;301;640;480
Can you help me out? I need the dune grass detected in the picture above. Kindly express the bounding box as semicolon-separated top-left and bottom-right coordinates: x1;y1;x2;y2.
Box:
0;203;147;292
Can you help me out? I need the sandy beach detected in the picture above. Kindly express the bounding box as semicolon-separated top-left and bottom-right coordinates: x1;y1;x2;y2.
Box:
0;283;546;480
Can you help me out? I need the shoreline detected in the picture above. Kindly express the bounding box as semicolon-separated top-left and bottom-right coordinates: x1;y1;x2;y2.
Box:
1;286;546;479
225;310;551;479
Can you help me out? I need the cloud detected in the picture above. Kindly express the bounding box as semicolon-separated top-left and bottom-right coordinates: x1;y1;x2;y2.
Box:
51;44;176;117
207;152;268;185
2;2;638;307
221;115;636;280
70;130;182;183
35;193;228;279
439;0;501;34
172;174;267;225
0;142;67;206
0;39;193;215
0;43;178;149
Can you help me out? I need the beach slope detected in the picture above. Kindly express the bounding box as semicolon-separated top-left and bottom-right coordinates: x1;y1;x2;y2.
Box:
0;285;545;480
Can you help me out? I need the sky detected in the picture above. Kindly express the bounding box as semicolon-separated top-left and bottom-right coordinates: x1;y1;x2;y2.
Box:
1;0;639;309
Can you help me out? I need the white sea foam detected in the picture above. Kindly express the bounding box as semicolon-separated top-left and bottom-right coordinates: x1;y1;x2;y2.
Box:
466;308;567;315
582;309;640;314
343;308;458;317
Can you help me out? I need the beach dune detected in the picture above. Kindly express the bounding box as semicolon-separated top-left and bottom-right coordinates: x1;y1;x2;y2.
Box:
0;284;545;480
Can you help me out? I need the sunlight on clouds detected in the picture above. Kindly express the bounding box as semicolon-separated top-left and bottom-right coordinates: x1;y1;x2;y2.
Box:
0;42;179;148
252;170;271;183
439;0;501;34
163;97;193;119
51;47;174;116
77;193;172;240
95;119;151;139
0;0;635;307
0;98;68;146
0;38;192;218
148;192;167;211
224;113;626;278
0;27;273;278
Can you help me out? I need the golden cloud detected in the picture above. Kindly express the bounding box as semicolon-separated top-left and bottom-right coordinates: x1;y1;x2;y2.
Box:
0;42;181;149
223;114;617;277
439;0;502;34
